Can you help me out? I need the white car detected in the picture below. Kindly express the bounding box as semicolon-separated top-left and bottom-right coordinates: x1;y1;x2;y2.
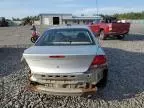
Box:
23;25;108;96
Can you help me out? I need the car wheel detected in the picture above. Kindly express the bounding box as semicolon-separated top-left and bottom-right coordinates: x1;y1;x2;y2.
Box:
96;69;108;88
99;30;106;40
117;35;125;40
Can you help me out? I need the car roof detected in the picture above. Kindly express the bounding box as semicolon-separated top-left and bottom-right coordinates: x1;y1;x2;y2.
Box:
47;25;90;30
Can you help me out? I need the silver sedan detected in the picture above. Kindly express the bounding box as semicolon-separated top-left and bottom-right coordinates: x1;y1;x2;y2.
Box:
23;25;108;96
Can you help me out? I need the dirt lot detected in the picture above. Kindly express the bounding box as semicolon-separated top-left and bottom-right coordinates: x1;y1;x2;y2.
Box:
0;25;144;108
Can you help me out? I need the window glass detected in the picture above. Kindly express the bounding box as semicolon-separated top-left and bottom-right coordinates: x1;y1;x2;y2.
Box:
35;28;95;46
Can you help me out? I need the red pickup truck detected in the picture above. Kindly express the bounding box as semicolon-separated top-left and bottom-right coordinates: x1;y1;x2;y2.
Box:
89;17;130;40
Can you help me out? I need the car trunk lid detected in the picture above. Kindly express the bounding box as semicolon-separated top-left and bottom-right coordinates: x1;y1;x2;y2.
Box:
23;46;98;74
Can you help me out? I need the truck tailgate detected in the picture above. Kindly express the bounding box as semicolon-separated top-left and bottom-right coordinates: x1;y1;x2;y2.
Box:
110;23;130;34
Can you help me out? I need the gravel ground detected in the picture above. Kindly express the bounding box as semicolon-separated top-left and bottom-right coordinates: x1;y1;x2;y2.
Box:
0;26;144;108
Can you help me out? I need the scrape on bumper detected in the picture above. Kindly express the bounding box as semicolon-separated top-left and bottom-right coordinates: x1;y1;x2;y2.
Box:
29;70;103;96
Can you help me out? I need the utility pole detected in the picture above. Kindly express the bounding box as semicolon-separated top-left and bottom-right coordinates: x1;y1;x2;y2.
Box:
96;0;99;16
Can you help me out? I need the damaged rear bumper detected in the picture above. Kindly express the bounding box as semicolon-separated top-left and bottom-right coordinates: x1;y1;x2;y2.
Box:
28;69;104;96
30;84;97;96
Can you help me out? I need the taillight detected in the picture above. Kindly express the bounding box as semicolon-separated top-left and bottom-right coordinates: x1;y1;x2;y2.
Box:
109;25;112;31
109;27;112;31
91;55;107;66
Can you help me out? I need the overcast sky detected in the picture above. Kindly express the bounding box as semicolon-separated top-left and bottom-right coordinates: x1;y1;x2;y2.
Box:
0;0;144;19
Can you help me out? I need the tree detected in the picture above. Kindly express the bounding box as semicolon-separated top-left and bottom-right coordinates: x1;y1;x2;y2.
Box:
113;11;144;19
12;17;21;21
21;16;33;26
20;16;40;26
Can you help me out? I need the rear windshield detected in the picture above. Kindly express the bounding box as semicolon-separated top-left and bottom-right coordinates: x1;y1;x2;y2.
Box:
35;28;95;46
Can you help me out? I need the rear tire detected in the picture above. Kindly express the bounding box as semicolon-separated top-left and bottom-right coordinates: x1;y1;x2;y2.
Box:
96;69;108;88
117;35;125;40
99;30;106;40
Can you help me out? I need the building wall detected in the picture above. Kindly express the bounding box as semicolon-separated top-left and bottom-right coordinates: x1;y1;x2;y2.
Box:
41;16;54;25
34;21;40;25
40;14;98;25
40;15;71;25
62;20;93;25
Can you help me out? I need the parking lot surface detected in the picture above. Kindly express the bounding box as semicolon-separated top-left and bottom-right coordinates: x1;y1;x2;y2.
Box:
0;25;144;108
